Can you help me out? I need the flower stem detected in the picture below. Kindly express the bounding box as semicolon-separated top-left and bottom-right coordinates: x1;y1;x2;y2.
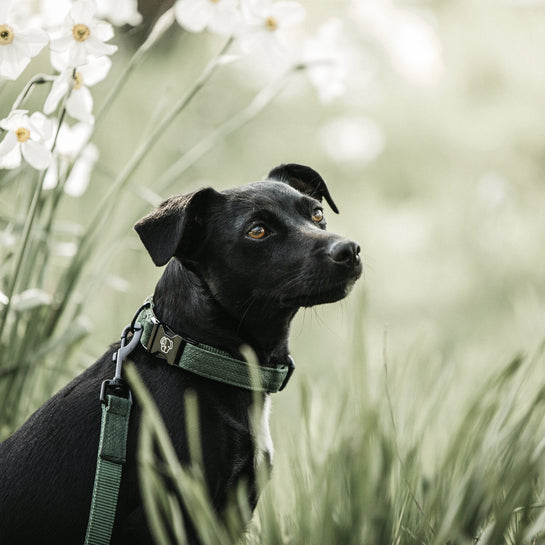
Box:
0;172;45;343
48;37;234;336
9;73;56;112
0;107;68;344
95;7;176;124
155;64;304;194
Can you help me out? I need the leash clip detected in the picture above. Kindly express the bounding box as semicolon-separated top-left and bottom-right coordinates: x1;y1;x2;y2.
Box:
279;355;295;391
100;323;142;404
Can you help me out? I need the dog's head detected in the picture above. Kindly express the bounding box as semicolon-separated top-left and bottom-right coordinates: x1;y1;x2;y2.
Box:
134;164;361;313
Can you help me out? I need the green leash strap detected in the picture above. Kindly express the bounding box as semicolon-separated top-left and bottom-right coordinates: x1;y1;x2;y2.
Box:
136;297;295;393
84;393;132;545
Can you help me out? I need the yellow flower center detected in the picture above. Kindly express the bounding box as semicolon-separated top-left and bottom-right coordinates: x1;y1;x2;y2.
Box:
265;16;278;32
210;0;221;3
0;24;14;45
74;71;84;90
72;23;90;42
15;127;30;143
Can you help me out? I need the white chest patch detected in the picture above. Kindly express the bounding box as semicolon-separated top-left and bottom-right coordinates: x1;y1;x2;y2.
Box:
253;395;274;471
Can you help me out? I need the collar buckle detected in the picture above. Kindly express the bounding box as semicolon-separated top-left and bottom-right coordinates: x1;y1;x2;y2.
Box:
145;321;185;365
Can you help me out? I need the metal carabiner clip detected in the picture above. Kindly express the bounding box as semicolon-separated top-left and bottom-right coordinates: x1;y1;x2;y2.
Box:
100;323;143;404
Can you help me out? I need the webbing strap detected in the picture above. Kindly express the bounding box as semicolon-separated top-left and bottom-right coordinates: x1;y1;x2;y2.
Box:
180;343;288;391
136;298;294;393
84;394;132;545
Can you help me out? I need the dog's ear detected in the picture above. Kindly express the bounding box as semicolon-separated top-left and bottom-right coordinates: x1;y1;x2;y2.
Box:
267;163;339;214
134;187;218;266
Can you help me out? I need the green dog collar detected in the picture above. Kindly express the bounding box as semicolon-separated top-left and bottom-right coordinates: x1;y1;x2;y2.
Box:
134;297;294;393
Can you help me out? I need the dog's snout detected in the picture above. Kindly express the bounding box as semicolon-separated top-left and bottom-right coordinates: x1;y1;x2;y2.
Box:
328;240;361;268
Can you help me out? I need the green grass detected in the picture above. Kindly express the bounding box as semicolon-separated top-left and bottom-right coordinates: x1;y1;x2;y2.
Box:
124;307;545;545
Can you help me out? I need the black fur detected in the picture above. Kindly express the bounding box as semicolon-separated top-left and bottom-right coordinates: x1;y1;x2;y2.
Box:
0;164;361;544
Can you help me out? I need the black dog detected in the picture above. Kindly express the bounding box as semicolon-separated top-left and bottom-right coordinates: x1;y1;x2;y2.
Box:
0;164;361;544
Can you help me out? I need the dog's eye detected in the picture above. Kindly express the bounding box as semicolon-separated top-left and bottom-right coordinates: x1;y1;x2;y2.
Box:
247;225;267;239
312;208;324;223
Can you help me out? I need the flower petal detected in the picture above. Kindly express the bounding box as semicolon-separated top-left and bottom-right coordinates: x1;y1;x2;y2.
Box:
55;121;93;156
50;49;71;71
0;143;22;169
208;2;241;36
67;42;89;66
0;110;28;132
0;1;12;22
43;157;59;190
271;1;306;27
49;35;74;53
91;20;114;42
29;112;54;141
78;55;111;85
0;131;18;157
14;27;49;57
96;0;142;26
70;0;97;25
175;0;212;33
65;142;98;197
0;51;30;80
241;0;272;21
21;140;51;170
66;86;94;123
44;72;70;114
84;37;117;57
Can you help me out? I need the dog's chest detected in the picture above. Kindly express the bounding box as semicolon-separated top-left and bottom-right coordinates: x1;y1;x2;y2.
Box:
253;395;274;471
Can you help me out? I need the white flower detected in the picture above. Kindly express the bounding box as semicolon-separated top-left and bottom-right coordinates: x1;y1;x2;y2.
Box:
238;0;305;56
175;0;241;36
0;1;49;80
43;122;98;197
44;56;112;122
0;110;52;170
49;0;117;68
96;0;143;27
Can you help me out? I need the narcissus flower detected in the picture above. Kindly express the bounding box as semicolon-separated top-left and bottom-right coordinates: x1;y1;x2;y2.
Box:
0;110;53;170
238;0;305;55
0;1;49;80
49;0;117;67
44;56;112;122
175;0;241;35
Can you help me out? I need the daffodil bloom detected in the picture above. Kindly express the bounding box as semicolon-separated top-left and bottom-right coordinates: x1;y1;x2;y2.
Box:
43;122;98;197
0;110;53;170
44;56;112;122
0;1;49;80
175;0;241;36
49;0;117;67
238;0;305;56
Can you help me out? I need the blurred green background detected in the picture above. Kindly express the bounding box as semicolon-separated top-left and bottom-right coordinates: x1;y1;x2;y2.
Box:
2;0;545;541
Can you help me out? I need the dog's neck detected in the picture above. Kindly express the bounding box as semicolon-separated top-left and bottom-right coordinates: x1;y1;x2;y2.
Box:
152;260;295;368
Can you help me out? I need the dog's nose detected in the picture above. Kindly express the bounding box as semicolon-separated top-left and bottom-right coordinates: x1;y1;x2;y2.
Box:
328;240;361;268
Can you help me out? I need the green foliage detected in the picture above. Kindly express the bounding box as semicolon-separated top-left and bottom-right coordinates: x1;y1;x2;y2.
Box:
123;326;545;545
